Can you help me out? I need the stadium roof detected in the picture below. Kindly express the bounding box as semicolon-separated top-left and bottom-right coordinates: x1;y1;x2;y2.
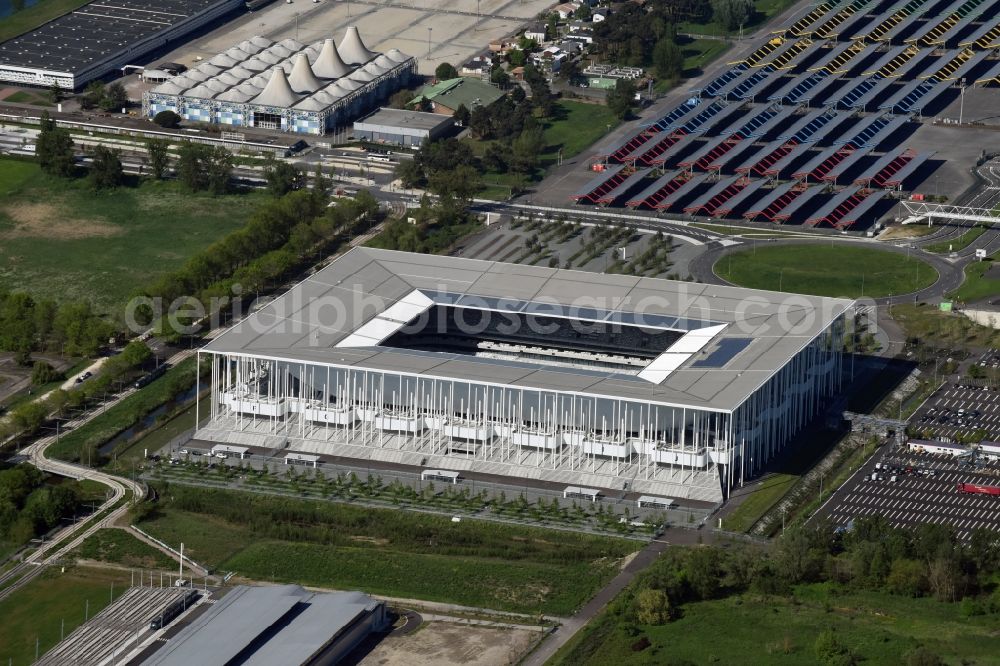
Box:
204;248;852;412
148;31;412;110
0;0;231;75
144;585;380;666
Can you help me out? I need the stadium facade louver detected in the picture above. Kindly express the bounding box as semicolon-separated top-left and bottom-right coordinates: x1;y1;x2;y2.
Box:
142;27;416;135
196;249;853;502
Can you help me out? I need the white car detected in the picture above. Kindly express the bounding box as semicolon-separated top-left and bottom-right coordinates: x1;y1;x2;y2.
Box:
215;452;228;459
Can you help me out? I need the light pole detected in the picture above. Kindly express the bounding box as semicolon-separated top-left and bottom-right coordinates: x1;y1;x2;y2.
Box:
959;77;966;125
427;28;432;58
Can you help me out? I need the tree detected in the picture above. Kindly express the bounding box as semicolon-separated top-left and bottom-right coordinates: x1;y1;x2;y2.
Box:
452;103;471;127
886;558;927;597
653;38;684;83
146;138;170;179
435;62;459;81
101;82;128;112
48;83;62;104
490;67;510;87
177;142;207;191
205;147;233;194
711;0;755;32
606;78;636;120
510;125;544;175
634;587;671;625
152;110;182;129
575;3;592;20
81;81;105;110
264;159;304;197
904;647;944;666
394;158;423;188
508;48;527;67
89;145;124;189
35;111;75;177
30;361;58;386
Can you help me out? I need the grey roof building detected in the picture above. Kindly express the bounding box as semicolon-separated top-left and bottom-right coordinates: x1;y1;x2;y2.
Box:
196;248;852;502
0;0;243;90
353;107;454;147
143;585;387;666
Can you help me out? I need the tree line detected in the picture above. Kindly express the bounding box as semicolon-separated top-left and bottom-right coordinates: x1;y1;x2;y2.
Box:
599;516;1000;665
1;340;152;441
0;465;84;547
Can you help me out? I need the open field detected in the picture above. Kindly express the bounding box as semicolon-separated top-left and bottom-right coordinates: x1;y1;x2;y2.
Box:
539;101;620;168
891;303;1000;349
71;529;175;570
3;90;53;107
0;0;90;43
0;158;264;310
137;486;639;615
715;244;938;298
0;565;131;666
553;583;1000;666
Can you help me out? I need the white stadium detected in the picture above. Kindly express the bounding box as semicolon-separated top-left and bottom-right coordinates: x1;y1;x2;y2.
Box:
195;249;852;502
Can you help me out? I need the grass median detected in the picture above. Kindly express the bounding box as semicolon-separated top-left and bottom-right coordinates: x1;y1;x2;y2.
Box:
47;357;202;465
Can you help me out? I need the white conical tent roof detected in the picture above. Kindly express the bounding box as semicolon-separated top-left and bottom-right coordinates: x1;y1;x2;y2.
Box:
313;38;351;78
339;26;375;64
288;53;321;92
252;67;299;106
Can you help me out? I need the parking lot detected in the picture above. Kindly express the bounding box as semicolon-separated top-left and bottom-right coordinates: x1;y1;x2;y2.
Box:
910;378;1000;442
813;445;1000;543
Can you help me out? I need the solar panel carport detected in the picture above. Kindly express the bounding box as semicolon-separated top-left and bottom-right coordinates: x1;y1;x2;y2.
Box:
770;184;825;222
684;175;749;214
595;168;651;204
806;188;886;227
572;165;625;202
822;145;874;183
713;177;769;216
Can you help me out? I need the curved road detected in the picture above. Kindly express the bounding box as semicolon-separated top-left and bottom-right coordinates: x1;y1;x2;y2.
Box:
0;428;145;601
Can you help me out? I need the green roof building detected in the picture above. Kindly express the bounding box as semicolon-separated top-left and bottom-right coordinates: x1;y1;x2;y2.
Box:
409;77;504;115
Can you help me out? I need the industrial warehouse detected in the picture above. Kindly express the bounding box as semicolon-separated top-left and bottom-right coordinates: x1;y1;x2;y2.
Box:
142;28;416;135
0;0;243;90
195;249;852;502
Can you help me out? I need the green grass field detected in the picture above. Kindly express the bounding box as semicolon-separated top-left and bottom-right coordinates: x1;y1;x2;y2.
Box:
891;303;1000;349
138;487;639;615
4;90;53;107
539;100;619;167
0;0;91;43
715;244;938;297
949;254;999;303
722;473;797;533
553;583;1000;666
0;565;131;666
0;158;265;309
924;225;989;253
71;529;175;570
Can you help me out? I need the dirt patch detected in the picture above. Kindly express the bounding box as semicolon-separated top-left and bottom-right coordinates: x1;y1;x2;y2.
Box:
350;535;390;546
360;621;541;666
878;225;937;240
1;203;121;240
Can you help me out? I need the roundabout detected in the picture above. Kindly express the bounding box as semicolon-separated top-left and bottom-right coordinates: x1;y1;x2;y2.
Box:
712;242;940;299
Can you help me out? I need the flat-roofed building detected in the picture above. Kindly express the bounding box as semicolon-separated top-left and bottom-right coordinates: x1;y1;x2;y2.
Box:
143;585;387;666
353;107;454;146
0;0;243;90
